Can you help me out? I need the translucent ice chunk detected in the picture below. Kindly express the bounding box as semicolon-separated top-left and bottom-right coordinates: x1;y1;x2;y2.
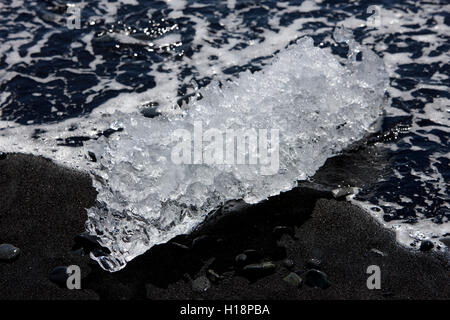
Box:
85;36;388;271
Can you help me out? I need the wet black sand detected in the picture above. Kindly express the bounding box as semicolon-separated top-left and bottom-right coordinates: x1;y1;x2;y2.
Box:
0;153;448;300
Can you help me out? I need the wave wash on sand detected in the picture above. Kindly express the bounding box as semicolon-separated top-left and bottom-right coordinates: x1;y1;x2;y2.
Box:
85;33;389;272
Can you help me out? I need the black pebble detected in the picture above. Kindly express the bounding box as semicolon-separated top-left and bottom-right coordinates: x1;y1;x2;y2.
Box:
235;253;248;266
306;258;322;269
87;151;97;162
283;272;303;288
49;266;69;287
242;262;276;279
0;152;6;160
141;106;161;118
0;244;20;261
419;240;434;251
304;269;331;289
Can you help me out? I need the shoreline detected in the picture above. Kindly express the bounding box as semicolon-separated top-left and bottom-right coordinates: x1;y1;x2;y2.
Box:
0;153;448;300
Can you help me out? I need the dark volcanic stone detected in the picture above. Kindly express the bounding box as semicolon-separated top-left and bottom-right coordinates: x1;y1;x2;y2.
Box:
242;262;276;278
283;272;303;288
235;253;248;266
419;240;434;252
0;152;6;160
87;151;97;162
141;106;161;118
0;244;20;261
192;276;211;293
49;266;69;287
306;258;322;269
304;269;331;289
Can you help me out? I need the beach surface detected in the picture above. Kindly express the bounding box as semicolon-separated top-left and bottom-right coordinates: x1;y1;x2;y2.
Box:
0;153;448;300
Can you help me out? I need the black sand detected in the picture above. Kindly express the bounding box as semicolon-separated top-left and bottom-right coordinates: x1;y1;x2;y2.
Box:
0;153;448;300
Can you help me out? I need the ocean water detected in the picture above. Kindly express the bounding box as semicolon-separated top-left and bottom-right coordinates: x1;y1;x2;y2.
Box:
0;0;448;270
